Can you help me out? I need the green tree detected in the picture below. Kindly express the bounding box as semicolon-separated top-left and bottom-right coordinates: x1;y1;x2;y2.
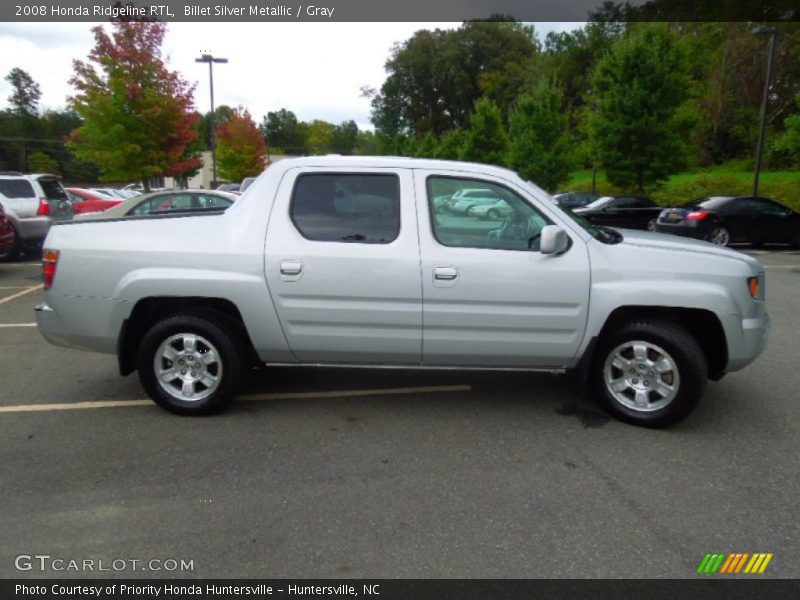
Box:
259;108;306;154
461;98;508;166
331;120;359;155
305;120;335;154
772;94;800;167
507;83;573;191
434;129;467;160
198;105;233;150
370;21;537;140
589;24;692;191
216;107;266;182
5;68;41;115
68;22;200;191
27;150;59;174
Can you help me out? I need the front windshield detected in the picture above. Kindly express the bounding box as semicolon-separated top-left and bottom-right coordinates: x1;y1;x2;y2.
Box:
524;181;607;241
583;196;613;210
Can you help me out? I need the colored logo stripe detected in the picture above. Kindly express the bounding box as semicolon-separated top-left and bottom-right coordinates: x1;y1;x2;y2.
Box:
697;552;773;574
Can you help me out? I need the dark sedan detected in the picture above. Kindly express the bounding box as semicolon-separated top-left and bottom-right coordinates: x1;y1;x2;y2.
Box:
656;196;800;247
552;191;599;209
573;195;662;231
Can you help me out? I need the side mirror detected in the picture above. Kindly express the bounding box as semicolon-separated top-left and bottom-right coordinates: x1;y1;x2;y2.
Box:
540;225;569;255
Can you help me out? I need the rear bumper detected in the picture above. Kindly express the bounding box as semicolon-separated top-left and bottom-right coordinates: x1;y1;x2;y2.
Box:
720;310;771;372
654;222;710;240
34;302;73;349
15;216;52;245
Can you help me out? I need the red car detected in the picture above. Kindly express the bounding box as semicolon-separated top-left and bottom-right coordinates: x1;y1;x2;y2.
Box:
0;203;16;258
66;188;123;215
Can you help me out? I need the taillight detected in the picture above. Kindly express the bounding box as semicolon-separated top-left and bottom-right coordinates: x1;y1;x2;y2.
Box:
42;249;59;290
685;210;709;221
37;197;50;216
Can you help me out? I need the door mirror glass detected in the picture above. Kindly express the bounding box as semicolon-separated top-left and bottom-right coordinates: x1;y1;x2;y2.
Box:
540;225;569;255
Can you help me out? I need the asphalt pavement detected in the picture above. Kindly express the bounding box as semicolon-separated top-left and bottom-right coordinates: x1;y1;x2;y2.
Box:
0;250;798;578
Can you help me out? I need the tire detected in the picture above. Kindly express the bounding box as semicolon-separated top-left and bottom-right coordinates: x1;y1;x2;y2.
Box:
707;225;730;246
0;224;21;262
136;313;244;415
590;319;707;428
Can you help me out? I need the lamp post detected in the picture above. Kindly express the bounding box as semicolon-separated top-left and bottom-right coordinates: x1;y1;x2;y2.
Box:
752;25;777;197
195;54;228;188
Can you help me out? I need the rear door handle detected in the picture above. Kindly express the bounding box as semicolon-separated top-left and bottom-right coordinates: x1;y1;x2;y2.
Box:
434;267;458;281
280;261;303;275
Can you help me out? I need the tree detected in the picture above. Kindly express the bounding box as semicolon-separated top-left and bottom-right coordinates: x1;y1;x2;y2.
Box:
370;21;538;140
772;94;800;167
198;105;233;150
507;83;573;191
68;22;200;190
5;68;41;115
304;120;335;154
259;108;305;154
27;150;59;174
461;98;508;166
216;107;266;182
434;129;467;160
331;120;359;155
589;24;692;191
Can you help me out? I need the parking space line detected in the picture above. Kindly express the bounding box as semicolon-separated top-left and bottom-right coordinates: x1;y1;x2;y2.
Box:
0;286;33;290
0;323;37;328
0;284;42;305
0;384;473;414
0;262;40;267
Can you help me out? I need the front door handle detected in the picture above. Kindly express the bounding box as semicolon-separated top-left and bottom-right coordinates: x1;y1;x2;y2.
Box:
434;267;458;281
280;261;303;275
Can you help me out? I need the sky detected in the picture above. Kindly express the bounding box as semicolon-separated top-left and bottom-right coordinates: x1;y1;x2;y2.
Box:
0;22;579;130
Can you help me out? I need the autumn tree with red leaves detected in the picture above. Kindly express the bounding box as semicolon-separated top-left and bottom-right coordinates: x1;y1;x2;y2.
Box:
68;22;200;190
216;107;266;182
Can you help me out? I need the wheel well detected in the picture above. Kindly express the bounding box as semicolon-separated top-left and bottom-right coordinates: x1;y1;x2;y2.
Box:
596;306;728;380
117;297;260;376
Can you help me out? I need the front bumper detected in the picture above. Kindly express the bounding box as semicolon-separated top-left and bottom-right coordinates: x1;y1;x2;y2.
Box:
721;310;771;372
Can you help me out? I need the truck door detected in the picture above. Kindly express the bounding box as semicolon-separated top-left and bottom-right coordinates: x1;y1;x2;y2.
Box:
264;168;422;363
415;171;591;368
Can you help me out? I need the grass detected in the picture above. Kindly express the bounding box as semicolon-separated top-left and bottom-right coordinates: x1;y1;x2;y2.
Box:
564;163;800;211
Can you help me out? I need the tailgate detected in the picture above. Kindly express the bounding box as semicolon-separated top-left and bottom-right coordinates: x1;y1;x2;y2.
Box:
37;177;74;221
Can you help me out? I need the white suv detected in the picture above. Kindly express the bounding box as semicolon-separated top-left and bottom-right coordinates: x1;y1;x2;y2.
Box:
0;172;73;260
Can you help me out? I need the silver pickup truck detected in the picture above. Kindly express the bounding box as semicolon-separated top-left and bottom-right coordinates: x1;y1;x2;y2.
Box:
35;157;770;427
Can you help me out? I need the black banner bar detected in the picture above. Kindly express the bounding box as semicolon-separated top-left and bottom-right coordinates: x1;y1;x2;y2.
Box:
2;0;799;23
3;579;800;600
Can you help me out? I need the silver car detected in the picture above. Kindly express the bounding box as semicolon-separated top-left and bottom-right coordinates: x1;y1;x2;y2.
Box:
0;173;73;260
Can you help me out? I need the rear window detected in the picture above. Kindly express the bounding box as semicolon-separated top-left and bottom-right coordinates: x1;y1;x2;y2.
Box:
291;173;400;243
682;197;734;210
0;179;36;199
38;178;68;201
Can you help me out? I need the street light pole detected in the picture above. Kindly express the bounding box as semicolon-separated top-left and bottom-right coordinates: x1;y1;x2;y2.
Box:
752;26;777;197
195;54;228;188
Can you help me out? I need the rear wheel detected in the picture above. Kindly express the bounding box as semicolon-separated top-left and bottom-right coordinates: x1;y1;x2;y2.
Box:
591;319;707;427
0;225;21;261
137;313;244;415
708;225;730;246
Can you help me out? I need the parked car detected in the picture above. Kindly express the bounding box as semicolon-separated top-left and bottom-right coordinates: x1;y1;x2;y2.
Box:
0;172;73;260
552;191;599;210
573;195;662;231
36;156;770;428
89;187;134;200
216;183;240;193
446;188;504;214
656;196;800;247
75;189;237;220
0;203;15;259
240;177;257;193
467;199;515;220
66;188;123;215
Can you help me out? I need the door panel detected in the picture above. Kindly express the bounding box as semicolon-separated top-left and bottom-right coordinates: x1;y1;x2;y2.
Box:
264;168;422;363
416;171;591;368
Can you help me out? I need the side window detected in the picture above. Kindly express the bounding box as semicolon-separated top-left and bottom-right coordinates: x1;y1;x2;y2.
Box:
427;176;551;251
632;197;656;208
751;198;790;216
197;194;232;209
291;173;400;243
612;197;637;209
129;197;158;215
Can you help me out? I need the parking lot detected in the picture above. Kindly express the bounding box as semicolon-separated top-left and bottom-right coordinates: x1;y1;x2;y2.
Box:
0;250;798;579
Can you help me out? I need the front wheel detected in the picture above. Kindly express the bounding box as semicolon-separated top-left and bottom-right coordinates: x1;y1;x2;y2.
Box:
137;313;244;415
591;320;707;427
